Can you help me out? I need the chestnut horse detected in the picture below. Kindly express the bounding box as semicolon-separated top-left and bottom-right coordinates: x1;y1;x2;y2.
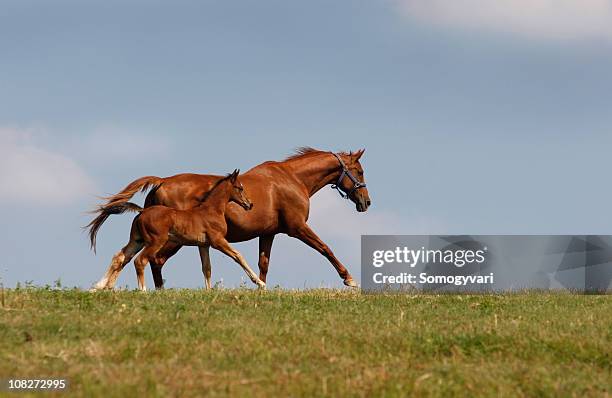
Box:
87;147;370;288
92;170;265;291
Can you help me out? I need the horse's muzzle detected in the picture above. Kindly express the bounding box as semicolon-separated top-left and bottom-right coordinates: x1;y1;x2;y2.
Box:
356;198;371;212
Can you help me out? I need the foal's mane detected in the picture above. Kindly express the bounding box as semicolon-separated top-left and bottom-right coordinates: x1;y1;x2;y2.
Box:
199;172;235;203
284;147;351;161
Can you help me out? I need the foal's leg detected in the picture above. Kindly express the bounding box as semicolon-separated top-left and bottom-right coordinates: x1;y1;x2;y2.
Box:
134;243;164;291
199;246;212;289
133;252;149;292
94;240;143;290
133;249;153;292
149;241;182;290
258;235;275;284
134;238;166;292
288;223;357;287
212;239;265;289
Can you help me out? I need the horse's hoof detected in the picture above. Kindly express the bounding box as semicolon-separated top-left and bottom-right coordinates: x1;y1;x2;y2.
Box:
256;281;267;290
343;278;358;288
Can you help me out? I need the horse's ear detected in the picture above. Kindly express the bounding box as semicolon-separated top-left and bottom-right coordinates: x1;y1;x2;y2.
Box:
353;148;365;161
230;169;239;182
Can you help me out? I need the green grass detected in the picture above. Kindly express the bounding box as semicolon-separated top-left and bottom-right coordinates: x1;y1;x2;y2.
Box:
0;288;610;397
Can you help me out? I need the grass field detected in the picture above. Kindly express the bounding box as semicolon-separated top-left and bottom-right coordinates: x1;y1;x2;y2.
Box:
0;287;610;397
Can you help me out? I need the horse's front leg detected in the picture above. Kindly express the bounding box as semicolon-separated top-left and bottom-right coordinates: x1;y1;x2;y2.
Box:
288;223;357;287
149;241;182;290
258;235;275;284
198;246;212;289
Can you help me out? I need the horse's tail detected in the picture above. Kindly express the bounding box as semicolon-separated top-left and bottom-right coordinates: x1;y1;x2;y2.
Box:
85;176;162;253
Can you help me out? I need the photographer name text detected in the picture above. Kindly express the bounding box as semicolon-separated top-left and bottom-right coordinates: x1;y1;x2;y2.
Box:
371;246;494;286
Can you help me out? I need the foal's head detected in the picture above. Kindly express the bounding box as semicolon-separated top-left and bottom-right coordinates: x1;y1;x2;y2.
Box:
226;169;253;211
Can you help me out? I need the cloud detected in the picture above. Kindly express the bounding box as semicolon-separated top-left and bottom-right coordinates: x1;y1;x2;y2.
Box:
308;189;447;242
0;128;96;205
396;0;612;41
309;189;399;240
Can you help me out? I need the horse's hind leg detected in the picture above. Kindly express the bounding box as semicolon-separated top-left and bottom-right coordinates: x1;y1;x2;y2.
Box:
199;246;212;289
133;251;151;292
149;241;181;290
94;240;143;290
134;242;164;291
150;260;165;290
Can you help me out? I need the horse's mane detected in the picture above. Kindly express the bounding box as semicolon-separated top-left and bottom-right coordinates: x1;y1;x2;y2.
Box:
200;172;235;203
284;147;351;161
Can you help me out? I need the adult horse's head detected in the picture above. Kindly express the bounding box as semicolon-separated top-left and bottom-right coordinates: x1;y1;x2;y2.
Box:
333;149;371;213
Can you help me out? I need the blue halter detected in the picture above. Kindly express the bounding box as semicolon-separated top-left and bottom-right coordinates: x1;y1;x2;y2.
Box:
330;153;366;199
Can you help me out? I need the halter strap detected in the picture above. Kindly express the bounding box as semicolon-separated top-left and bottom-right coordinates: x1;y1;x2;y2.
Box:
331;152;366;199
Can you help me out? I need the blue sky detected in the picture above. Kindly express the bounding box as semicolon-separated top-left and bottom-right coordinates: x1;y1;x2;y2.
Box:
1;0;612;289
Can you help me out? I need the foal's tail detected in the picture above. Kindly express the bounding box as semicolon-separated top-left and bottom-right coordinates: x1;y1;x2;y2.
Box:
85;176;162;253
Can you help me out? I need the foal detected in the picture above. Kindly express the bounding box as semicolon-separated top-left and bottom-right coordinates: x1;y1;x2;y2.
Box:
94;170;265;291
